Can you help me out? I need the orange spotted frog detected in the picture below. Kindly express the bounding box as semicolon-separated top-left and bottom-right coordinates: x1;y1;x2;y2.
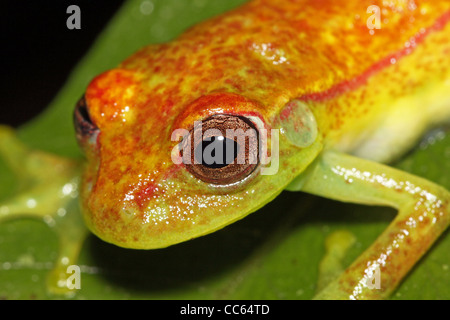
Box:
1;0;449;299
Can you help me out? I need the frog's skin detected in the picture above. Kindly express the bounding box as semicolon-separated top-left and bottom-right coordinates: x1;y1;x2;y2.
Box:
1;0;450;299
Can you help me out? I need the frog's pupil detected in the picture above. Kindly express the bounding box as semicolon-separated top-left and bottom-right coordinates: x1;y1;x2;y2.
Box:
195;136;239;169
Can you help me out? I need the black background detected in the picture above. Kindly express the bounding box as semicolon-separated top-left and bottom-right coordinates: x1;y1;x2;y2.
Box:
1;1;125;127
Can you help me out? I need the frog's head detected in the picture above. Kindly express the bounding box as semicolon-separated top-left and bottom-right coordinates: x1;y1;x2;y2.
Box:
74;39;323;249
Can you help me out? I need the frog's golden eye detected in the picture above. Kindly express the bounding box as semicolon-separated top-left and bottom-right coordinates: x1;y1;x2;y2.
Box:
73;95;99;145
182;114;259;185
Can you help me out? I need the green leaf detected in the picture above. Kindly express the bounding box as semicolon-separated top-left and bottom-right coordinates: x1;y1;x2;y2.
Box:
0;0;449;300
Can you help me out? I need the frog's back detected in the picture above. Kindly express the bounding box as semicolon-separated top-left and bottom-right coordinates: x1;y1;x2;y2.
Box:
121;0;450;162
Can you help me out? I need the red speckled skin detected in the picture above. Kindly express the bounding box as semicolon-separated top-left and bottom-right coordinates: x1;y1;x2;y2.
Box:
81;0;450;249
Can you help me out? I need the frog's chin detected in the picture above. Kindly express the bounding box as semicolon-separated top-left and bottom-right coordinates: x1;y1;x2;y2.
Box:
80;173;289;250
82;200;274;250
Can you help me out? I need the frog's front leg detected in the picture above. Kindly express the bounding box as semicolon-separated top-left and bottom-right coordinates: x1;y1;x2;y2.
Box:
292;150;449;300
0;125;88;295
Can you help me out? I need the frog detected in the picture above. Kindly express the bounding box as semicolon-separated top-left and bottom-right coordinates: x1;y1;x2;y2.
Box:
1;0;449;299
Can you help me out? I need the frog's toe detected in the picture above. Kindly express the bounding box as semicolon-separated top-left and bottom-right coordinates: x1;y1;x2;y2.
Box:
316;230;356;293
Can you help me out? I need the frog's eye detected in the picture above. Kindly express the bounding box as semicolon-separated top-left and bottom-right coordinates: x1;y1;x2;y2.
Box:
182;114;259;185
74;95;99;143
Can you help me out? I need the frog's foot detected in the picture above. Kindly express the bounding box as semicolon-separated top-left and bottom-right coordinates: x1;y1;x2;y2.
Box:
0;125;88;296
316;230;356;293
300;150;450;299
